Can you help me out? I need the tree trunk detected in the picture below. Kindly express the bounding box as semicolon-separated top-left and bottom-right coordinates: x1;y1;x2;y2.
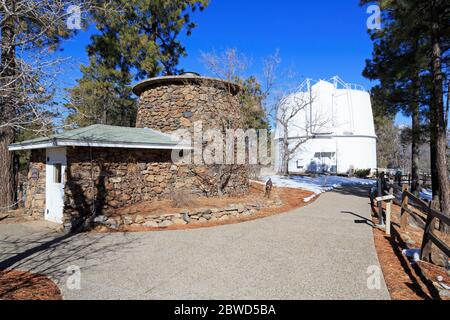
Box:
430;121;440;199
430;2;450;232
281;125;289;176
410;76;420;194
0;5;17;210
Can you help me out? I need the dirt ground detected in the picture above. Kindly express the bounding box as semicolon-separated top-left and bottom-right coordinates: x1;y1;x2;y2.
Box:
108;182;315;232
0;270;62;300
372;201;449;300
0;208;34;224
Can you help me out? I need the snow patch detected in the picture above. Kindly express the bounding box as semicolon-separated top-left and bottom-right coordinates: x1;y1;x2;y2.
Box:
259;175;376;202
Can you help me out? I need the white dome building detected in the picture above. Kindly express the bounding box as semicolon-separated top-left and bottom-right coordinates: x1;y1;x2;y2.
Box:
274;76;377;174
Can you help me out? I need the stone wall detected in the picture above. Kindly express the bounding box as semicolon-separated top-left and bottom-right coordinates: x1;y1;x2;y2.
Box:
135;79;243;133
134;76;251;201
92;202;273;230
63;146;249;229
24;149;46;218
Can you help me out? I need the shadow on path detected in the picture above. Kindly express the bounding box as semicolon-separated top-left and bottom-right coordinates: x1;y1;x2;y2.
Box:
0;229;137;299
341;210;375;228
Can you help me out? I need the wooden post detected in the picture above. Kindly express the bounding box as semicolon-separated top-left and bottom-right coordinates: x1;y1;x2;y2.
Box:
400;184;409;231
385;200;392;236
375;194;395;236
420;214;436;262
377;175;384;225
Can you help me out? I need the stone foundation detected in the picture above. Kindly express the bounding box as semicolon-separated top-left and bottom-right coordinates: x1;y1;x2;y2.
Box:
62;147;248;229
91;201;283;230
24;149;46;218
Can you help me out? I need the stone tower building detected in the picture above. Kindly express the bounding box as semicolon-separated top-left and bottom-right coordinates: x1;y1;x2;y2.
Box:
133;74;250;196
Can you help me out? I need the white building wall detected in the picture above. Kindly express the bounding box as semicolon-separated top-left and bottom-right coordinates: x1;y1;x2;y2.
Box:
274;78;377;175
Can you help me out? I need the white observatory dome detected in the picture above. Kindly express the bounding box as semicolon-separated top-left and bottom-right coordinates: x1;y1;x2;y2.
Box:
274;76;377;174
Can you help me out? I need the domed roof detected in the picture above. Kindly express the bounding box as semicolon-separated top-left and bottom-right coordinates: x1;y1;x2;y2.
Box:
132;75;242;96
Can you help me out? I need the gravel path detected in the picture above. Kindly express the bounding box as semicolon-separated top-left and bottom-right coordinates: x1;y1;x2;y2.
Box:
0;187;390;299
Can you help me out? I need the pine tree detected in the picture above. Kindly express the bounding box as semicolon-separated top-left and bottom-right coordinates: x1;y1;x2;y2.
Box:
67;0;209;127
0;0;93;209
362;0;450;223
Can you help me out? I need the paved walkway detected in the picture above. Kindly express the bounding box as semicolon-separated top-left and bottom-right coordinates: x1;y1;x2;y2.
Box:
0;187;390;299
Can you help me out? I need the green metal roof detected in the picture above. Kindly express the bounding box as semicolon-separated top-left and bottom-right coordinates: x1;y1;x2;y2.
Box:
9;124;183;151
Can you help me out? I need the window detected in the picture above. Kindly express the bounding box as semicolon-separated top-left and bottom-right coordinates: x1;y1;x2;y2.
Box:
313;152;336;159
54;163;62;183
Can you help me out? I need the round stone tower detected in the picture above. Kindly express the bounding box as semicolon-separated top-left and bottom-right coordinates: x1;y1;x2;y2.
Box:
132;74;250;197
133;74;243;132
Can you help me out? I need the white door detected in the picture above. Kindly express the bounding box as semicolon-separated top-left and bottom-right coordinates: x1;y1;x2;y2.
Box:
45;148;66;223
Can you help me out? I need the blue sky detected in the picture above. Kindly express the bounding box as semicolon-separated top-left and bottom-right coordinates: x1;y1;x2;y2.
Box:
57;0;409;125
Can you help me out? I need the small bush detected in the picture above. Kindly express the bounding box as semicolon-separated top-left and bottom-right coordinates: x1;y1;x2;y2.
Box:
171;189;192;207
354;168;371;178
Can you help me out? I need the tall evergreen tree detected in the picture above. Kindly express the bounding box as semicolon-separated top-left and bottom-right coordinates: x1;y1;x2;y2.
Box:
362;0;449;223
0;0;95;209
362;0;430;194
67;0;209;127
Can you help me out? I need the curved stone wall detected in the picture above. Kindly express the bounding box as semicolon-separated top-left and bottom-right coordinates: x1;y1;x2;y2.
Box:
134;76;243;132
133;75;251;197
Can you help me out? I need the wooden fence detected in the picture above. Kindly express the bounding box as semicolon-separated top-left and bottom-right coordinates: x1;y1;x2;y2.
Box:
379;171;432;189
399;190;450;261
373;177;449;262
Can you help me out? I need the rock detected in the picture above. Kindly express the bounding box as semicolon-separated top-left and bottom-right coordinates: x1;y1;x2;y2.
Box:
104;218;118;229
236;204;245;213
96;226;109;232
159;213;180;218
121;194;131;201
109;177;122;183
134;215;145;224
159;220;173;227
143;221;158;228
172;218;187;225
109;200;120;208
219;215;229;221
93;215;107;223
198;217;207;223
129;207;139;214
203;213;212;220
123;215;133;225
153;187;163;194
209;216;218;222
213;211;224;218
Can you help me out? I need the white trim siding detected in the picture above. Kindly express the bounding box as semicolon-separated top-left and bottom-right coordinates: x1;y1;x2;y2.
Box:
8;139;191;151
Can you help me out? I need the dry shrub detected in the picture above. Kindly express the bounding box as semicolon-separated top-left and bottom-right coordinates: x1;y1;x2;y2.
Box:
171;189;193;207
